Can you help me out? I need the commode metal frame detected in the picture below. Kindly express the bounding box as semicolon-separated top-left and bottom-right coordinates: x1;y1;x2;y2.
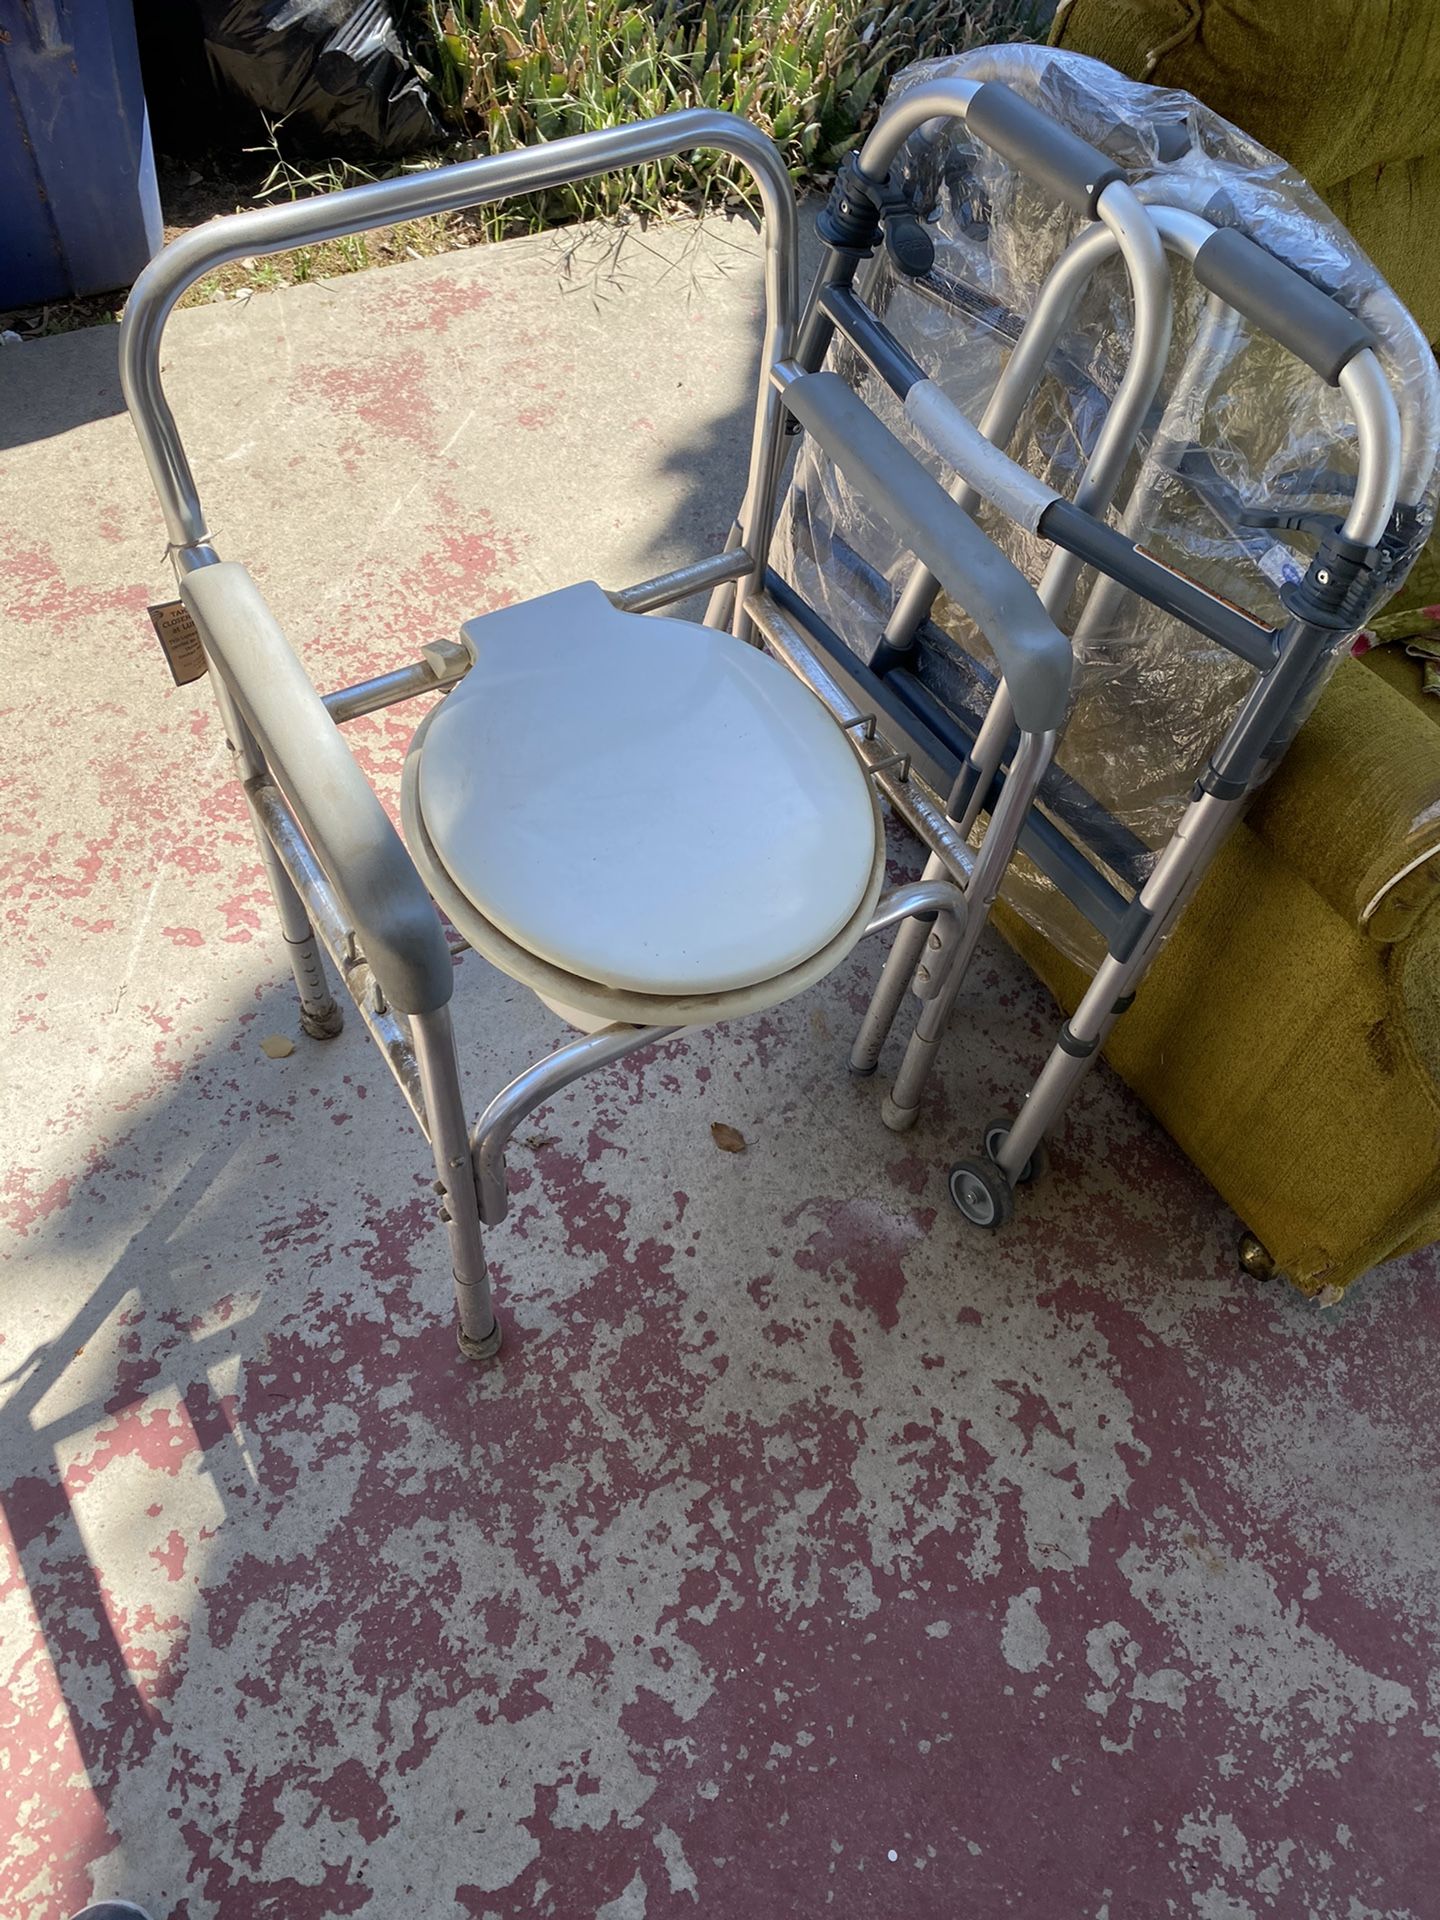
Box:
119;82;1412;1352
120;104;1067;1357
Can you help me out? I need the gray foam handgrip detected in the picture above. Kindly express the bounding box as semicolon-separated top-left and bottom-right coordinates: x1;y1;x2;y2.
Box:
1194;228;1377;384
966;82;1126;217
784;371;1073;734
1153;119;1191;163
183;562;455;1016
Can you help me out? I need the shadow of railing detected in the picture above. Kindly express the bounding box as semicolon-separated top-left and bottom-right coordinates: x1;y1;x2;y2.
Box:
2;961;510;1918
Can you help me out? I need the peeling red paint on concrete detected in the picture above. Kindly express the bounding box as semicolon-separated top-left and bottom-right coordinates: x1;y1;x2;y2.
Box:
294;353;439;448
9;852;1440;1920
2;1168;74;1235
369;269;496;337
0;542;153;627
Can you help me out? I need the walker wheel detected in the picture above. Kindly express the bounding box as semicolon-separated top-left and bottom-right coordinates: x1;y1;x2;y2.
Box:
982;1117;1047;1187
948;1157;1014;1229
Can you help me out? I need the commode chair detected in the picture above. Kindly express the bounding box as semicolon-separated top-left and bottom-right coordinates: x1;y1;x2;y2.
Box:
121;104;1080;1357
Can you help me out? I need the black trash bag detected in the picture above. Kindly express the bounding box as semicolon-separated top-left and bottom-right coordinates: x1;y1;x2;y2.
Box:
196;0;444;158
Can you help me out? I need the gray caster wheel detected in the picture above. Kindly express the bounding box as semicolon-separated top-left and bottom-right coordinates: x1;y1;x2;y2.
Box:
948;1157;1014;1229
983;1118;1047;1187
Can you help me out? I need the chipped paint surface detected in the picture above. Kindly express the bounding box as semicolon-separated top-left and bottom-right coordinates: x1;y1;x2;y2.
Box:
3;223;1439;1920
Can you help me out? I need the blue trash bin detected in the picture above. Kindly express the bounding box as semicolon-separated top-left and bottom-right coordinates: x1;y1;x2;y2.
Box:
2;0;164;307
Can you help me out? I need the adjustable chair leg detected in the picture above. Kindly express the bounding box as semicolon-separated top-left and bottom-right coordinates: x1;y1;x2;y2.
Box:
253;820;345;1038
412;1005;502;1362
215;667;345;1041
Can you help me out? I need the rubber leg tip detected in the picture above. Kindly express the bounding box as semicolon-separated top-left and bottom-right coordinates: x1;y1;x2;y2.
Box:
301;1003;345;1040
880;1095;920;1133
457;1319;504;1362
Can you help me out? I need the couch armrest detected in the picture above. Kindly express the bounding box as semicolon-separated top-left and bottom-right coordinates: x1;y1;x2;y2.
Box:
182;562;454;1016
1243;656;1440;942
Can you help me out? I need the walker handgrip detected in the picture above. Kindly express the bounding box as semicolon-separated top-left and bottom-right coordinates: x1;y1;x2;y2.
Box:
966;83;1126;218
182;563;455;1016
1193;228;1377;384
783;371;1073;733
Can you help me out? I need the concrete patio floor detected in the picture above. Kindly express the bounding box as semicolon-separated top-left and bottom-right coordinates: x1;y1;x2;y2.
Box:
3;214;1439;1920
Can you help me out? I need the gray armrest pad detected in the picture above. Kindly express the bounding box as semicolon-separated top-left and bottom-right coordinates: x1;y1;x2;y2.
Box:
182;562;453;1015
966;82;1125;219
1193;228;1377;385
785;371;1073;732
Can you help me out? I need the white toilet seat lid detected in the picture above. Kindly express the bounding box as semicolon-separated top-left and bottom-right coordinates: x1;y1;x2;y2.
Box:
414;582;879;997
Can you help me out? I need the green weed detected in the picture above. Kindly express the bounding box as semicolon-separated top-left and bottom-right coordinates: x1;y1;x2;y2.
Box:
412;0;1036;233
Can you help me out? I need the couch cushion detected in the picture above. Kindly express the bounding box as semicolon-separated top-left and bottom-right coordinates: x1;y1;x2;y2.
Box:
1243;658;1440;943
1049;0;1440;339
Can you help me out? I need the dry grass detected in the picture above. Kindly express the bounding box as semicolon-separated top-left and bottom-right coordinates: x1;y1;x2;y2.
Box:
418;0;1036;231
0;0;1034;337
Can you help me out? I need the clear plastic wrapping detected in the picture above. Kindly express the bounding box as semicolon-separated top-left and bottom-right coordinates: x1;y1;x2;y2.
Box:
773;45;1440;964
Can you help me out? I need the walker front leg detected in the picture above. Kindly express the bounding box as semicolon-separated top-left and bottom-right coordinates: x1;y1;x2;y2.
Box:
849;870;937;1077
412;1005;502;1362
852;688;1017;1078
882;728;1056;1131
